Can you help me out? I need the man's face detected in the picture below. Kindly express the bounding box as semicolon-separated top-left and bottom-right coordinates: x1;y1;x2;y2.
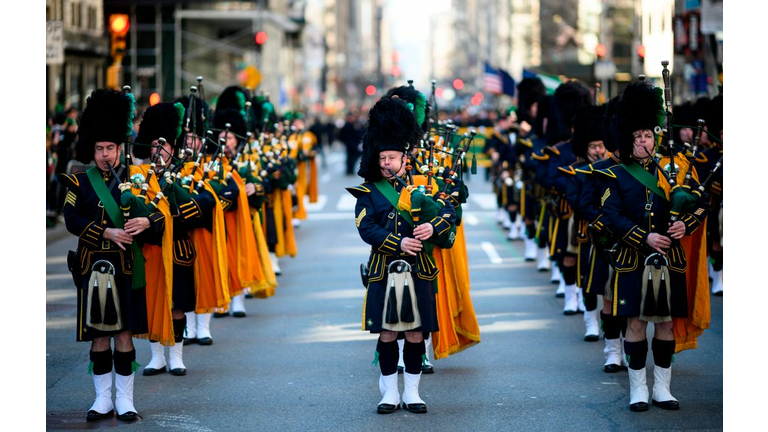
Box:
94;141;121;171
586;140;606;163
185;135;203;153
219;131;239;158
150;139;174;164
379;150;406;178
631;129;655;160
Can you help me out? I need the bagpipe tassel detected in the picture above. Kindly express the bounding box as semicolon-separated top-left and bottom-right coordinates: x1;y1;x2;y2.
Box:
103;279;119;326
400;278;415;323
89;276;103;325
385;279;400;324
642;269;658;319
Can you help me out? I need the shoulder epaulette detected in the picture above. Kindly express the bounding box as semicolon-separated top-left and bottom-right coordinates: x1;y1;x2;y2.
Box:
517;138;533;148
531;152;550;161
56;172;82;189
575;165;593;175
593;167;618;179
557;166;577;175
543;145;560;156
346;184;371;198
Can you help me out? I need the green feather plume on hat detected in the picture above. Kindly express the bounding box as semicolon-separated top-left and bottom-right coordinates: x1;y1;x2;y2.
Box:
413;92;427;130
653;86;665;129
125;92;136;140
174;102;185;141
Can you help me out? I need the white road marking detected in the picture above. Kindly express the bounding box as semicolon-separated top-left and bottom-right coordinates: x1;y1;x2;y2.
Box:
481;241;503;264
336;194;357;212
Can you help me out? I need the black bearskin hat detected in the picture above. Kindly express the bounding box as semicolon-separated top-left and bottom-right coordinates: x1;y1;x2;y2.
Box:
533;95;552;139
602;96;622;154
705;93;723;139
75;88;135;163
211;108;247;154
175;95;210;140
516;77;547;125
215;85;247;116
134;102;185;159
384;84;431;134
614;80;665;164
572;105;607;159
251;94;278;133
545;80;593;145
357;97;422;182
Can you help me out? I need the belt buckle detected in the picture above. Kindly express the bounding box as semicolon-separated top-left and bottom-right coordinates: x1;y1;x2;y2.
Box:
102;239;111;250
644;203;652;211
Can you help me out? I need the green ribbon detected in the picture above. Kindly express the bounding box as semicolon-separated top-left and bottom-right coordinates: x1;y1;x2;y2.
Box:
373;179;435;256
86;167;146;289
373;179;414;226
622;163;667;200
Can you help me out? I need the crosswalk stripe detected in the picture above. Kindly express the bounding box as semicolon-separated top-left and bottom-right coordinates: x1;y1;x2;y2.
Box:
336;194;357;212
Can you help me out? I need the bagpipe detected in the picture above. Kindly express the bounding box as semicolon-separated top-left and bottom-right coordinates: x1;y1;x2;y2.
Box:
645;62;723;223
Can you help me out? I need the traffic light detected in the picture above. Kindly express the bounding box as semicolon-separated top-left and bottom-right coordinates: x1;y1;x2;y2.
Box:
109;14;129;63
254;31;267;52
637;44;646;64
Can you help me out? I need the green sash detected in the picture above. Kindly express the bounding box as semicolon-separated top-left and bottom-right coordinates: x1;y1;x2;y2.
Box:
622;163;667;200
373;180;413;227
373;179;434;256
86;167;146;289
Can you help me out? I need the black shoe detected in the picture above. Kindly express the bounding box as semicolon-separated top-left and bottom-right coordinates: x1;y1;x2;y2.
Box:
197;337;213;345
403;403;427;414
376;403;399;414
233;311;246;318
397;365;404;374
170;367;187;376
86;409;114;422
603;364;625;373
630;402;650;412
584;334;599;342
245;293;254;299
213;312;230;318
555;293;565;298
563;310;577;316
421;364;435;374
713;291;723;297
652;399;680;410
142;365;166;376
183;338;197;346
117;411;140;422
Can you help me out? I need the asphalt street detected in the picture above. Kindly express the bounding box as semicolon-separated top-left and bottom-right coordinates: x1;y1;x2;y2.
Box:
45;148;724;431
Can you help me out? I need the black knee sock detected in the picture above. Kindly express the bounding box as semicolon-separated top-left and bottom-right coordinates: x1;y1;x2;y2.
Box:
376;339;399;376
601;312;621;340
113;349;137;376
90;349;113;375
623;340;648;370
652;338;676;369
173;316;187;344
403;340;426;375
525;223;535;239
562;264;577;285
710;250;723;272
584;292;598;311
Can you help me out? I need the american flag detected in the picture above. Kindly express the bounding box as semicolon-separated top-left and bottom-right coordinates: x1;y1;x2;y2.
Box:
483;63;503;94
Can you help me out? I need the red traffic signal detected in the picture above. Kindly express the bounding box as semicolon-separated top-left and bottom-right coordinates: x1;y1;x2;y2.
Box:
637;44;646;58
255;31;268;45
595;43;606;58
109;14;129;36
365;85;377;96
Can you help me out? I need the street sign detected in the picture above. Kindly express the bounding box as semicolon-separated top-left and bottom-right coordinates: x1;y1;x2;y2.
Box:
594;60;616;80
46;21;64;65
